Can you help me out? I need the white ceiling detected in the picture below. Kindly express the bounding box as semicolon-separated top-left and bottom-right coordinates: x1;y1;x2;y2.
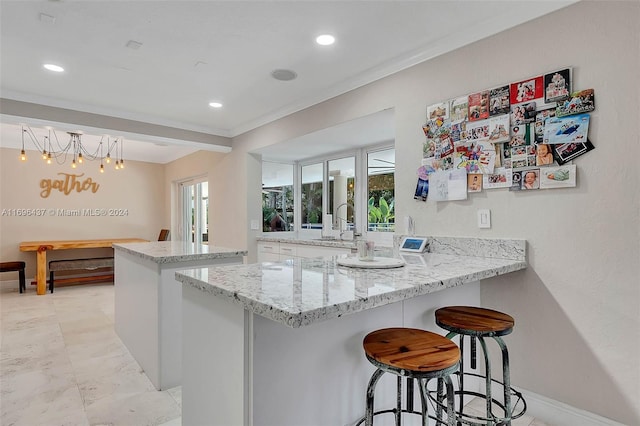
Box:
0;1;577;164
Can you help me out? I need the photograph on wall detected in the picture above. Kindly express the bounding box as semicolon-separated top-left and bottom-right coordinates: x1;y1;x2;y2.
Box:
555;89;595;117
510;76;543;104
534;107;556;143
489;85;510;116
510;101;537;125
468;90;490;121
493;143;503;168
414;178;429;201
427;102;450;121
544;68;571;103
509;170;523;191
487;114;510;143
543;113;590;145
429;169;468;202
467;174;483;192
483;167;512;189
437;135;455;158
450;96;469;123
551;139;595;164
454;141;496;174
520;169;540;190
510;123;531;147
422;119;438;138
535;143;555;166
539;164;577;189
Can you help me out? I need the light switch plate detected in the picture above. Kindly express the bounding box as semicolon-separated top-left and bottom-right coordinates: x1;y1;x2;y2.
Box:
250;220;260;230
477;209;491;228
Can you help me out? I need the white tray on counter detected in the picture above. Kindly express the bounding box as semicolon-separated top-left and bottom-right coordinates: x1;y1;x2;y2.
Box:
336;257;406;269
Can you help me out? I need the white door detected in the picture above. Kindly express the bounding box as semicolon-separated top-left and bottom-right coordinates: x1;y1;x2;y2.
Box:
180;178;209;244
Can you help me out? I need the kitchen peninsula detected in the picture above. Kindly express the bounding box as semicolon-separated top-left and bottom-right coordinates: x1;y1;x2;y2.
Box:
113;241;247;390
175;236;526;425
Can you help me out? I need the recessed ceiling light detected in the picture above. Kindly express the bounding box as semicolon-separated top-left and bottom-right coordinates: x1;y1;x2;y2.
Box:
209;102;223;108
316;34;335;46
43;63;64;72
271;69;297;81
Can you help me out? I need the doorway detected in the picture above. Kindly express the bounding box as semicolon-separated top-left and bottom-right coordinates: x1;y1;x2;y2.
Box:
179;177;209;244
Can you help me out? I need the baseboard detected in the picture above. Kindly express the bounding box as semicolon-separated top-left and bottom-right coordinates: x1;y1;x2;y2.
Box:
521;388;625;426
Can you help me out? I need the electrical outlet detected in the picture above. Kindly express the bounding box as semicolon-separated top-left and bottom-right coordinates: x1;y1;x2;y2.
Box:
477;209;491;229
250;220;260;230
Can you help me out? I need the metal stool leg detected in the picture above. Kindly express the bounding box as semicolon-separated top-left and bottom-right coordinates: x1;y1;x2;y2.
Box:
365;369;384;426
477;337;494;425
395;375;402;426
495;336;512;426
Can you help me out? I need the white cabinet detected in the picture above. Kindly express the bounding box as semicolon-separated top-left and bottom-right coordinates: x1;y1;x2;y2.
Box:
257;241;351;262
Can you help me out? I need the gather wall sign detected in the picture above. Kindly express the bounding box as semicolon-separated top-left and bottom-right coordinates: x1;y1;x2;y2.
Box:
40;173;100;198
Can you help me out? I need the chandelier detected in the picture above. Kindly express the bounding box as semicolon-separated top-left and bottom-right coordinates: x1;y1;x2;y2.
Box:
19;125;126;173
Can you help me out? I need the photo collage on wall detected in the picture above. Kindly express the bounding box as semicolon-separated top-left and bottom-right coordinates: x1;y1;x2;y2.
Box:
416;67;595;201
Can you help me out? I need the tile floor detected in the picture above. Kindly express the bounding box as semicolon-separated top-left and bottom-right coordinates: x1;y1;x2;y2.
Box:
1;282;551;426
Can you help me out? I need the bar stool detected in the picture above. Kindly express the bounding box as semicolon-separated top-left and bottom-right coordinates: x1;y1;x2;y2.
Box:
434;306;526;425
356;327;460;426
0;261;26;293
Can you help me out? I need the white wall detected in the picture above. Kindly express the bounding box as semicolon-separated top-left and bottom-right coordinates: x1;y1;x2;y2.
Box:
211;2;639;423
0;145;166;279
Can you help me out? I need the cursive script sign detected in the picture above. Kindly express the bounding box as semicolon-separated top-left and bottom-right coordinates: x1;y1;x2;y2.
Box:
40;173;100;198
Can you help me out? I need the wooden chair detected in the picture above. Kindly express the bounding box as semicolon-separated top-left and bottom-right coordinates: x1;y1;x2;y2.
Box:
0;261;26;293
158;229;170;241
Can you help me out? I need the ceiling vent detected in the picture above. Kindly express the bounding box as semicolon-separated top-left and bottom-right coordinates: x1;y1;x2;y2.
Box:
271;69;297;82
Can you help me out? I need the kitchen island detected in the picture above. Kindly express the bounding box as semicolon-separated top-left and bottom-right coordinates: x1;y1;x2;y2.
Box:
175;236;526;426
113;241;247;390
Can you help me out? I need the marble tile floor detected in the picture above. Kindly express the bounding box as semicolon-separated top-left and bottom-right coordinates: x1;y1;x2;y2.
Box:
1;283;181;426
1;283;551;426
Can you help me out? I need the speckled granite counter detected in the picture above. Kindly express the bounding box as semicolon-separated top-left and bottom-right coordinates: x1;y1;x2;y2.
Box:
113;241;246;390
179;237;526;425
113;240;247;263
177;236;525;328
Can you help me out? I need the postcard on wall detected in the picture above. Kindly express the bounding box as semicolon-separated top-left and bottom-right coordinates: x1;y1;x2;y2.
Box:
510;102;537;125
543;113;590;145
423;154;454;172
555;89;595;118
450;96;469;123
544;68;571;103
454;141;496;175
427;102;450;121
551;139;595;165
539;164;577;189
520;169;540;190
489;85;510;116
510;76;543;104
450;121;465;142
468;90;490;121
437;135;455;158
534;107;556;143
483;167;512;189
429;169;468;202
467;173;483;192
487;115;510;143
423;139;436;159
464;119;490;142
493;143;502;168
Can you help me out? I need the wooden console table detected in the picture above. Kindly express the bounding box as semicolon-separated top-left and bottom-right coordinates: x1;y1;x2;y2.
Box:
19;238;147;295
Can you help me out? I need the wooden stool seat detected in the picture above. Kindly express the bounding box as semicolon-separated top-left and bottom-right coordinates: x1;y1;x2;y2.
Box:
356;328;460;425
364;327;460;373
435;306;514;337
0;261;26;293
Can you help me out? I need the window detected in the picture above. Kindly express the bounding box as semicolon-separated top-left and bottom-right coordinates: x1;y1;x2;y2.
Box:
367;148;395;232
300;163;323;229
262;162;294;232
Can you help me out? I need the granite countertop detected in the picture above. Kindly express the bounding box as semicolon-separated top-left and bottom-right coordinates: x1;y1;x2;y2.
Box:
113;241;247;264
176;237;527;328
